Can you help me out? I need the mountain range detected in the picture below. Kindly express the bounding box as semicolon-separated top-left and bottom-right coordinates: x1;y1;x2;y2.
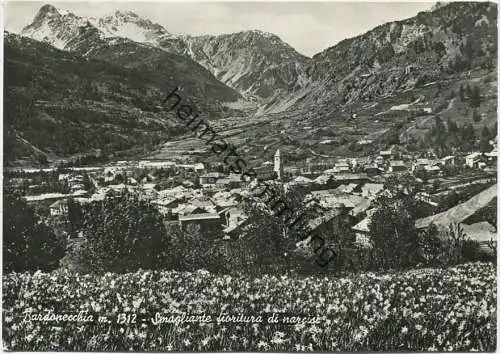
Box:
5;2;498;165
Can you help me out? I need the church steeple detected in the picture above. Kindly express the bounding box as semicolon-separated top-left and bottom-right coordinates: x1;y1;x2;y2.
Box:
274;149;283;180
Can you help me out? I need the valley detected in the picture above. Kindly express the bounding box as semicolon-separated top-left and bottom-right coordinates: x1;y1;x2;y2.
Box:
3;4;497;351
4;2;497;168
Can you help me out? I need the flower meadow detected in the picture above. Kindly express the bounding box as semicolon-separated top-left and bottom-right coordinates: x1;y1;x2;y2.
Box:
3;262;496;351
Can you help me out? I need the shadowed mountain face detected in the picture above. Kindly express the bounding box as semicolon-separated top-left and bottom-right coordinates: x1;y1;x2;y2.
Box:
7;2;498;164
3;33;239;166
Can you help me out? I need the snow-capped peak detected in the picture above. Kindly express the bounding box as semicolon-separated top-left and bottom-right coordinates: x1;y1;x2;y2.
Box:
94;10;173;44
21;4;91;50
21;4;177;49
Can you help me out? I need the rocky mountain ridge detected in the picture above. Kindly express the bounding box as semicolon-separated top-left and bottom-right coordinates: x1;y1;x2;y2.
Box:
20;5;311;106
288;2;497;113
8;2;498;165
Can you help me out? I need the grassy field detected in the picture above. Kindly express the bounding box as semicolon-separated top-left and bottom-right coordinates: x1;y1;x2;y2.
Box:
2;262;496;351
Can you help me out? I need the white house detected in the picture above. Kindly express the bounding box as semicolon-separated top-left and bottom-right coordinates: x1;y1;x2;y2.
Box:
465;152;483;168
441;155;458;166
389;160;407;173
49;199;69;217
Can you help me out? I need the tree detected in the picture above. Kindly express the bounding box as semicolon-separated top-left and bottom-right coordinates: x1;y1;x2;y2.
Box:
472;109;481;122
77;191;170;273
482;126;491;139
418;223;444;266
171;223;226;273
479;134;492;153
315;204;356;272
369;197;420;270
463;35;482;69
413;166;429;183
433;41;446;57
447;117;458;133
82;173;95;194
242;185;303;273
470;86;481;108
461;124;476;151
436;189;461;212
241;204;288;273
67;198;84;234
458;84;465;101
3;192;66;272
383;174;419;197
435;115;446;134
465;84;472;99
432;178;442;193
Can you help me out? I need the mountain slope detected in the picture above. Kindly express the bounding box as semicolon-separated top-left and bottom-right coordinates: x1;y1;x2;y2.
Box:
151;2;497;165
20;5;310;106
289;2;497;111
3;32;236;166
20;5;241;109
10;2;498;166
179;31;311;104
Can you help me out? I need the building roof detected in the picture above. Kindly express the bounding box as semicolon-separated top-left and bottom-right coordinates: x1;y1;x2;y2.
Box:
465;152;482;159
307;209;341;231
179;213;221;221
485;148;498;157
361;183;384;197
333;173;369;181
225;173;242;181
212;194;238;208
201;172;224;178
425;165;441;172
310;190;364;209
294;176;314;184
352;216;371;233
75;197;91;204
314;174;333;184
191;199;216;209
72;189;88;196
415;158;432;165
152;197;180;207
350;197;372;217
216;178;232;185
49;199;68;208
416;184;497;229
25;193;67;202
390;160;405;167
336;183;359;194
441;156;456;161
364;165;383;171
173;204;204;215
460;221;496;243
309;189;340;198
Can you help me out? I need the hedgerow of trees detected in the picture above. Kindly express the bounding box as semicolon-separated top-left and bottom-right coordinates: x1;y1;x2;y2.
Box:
3;192;66;272
4;180;495;275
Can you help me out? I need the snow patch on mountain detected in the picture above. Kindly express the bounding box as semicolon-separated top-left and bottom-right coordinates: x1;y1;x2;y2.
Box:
20;4;311;109
91;11;175;45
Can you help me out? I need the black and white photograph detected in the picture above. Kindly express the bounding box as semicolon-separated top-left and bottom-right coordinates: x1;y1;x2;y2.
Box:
2;0;498;351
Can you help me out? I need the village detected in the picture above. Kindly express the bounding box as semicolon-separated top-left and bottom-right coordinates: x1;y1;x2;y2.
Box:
5;134;498;253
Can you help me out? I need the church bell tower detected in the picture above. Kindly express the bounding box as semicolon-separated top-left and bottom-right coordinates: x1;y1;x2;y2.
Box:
274;149;283;181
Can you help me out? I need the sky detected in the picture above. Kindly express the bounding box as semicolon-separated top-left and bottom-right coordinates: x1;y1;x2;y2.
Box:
4;1;433;57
